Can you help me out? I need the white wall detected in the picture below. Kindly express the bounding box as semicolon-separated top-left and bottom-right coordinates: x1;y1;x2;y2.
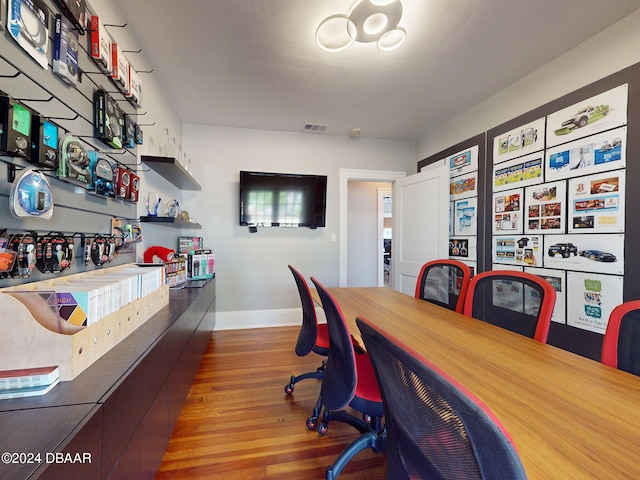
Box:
416;9;640;159
181;125;414;328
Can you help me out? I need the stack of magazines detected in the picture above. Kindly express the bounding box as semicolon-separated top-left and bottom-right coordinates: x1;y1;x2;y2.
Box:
0;366;60;400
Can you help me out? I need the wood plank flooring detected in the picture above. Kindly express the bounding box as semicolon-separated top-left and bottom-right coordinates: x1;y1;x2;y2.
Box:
155;326;385;479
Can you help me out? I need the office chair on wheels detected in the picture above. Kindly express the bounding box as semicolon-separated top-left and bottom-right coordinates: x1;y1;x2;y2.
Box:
284;265;330;426
415;259;472;312
601;300;640;375
463;270;556;343
357;316;528;480
310;277;385;480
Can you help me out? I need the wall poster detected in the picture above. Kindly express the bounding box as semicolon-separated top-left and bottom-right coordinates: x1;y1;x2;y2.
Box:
524;181;566;234
453;197;477;236
493;235;543;267
449;237;477;263
545;126;627;182
493;152;544;192
566;272;624;334
567;169;625;233
450;170;478;201
493;117;545;164
448;145;479;178
525;267;567;325
493;188;524;235
544;233;624;275
546;84;628;148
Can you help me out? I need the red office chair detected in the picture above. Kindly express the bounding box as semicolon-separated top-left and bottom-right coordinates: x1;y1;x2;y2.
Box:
463;270;556;343
310;277;385;480
415;259;472;312
601;300;640;375
284;266;329;423
357;316;528;480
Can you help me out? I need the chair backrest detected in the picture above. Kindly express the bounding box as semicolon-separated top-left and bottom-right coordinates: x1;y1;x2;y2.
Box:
310;276;357;411
356;317;527;480
463;270;556;343
601;300;640;375
288;265;320;357
414;259;472;312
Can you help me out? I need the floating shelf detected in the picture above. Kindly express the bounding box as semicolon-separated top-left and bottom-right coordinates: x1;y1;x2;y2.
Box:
141;155;202;190
140;216;202;229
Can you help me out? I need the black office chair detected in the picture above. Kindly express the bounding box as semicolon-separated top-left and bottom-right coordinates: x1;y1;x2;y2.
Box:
463;270;556;343
601;300;640;375
310;277;385;480
284;266;329;426
415;259;472;312
357;316;528;480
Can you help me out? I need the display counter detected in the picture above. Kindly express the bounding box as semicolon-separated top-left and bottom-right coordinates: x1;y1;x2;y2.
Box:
0;278;216;480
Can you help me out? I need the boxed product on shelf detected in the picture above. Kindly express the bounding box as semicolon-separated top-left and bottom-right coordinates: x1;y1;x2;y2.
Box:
164;256;187;287
178;236;204;253
187;250;215;280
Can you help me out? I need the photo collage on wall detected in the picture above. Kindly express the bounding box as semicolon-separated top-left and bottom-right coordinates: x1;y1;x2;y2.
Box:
447;145;479;273
491;83;628;333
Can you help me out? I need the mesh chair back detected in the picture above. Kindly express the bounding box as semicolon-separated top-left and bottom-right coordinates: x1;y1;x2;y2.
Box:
288;265;321;357
311;277;357;411
415;260;472;312
602;300;640;375
356;317;527;480
463;270;555;343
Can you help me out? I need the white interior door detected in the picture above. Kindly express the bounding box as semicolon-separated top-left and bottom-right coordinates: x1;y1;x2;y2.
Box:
392;163;449;295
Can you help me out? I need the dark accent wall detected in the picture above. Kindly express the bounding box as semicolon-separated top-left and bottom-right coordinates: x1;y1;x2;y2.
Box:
418;63;640;360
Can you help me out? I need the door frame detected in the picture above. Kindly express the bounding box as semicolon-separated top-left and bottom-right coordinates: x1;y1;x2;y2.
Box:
378;187;393;286
340;168;406;287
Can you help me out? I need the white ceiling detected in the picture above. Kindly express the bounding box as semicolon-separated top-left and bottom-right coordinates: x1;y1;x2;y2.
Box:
110;0;640;141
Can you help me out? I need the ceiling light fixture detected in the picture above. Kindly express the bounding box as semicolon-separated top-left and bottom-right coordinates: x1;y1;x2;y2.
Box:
316;0;406;53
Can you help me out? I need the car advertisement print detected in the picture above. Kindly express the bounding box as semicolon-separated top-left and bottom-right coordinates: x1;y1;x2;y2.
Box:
546;84;627;148
544;233;624;275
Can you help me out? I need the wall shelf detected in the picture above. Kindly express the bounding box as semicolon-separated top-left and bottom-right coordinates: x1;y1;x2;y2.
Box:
141;155;202;190
140;216;202;229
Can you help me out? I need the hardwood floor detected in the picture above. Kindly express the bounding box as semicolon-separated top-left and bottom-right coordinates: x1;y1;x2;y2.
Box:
156;326;386;479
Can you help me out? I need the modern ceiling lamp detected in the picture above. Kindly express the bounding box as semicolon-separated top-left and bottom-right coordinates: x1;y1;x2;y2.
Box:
316;0;406;52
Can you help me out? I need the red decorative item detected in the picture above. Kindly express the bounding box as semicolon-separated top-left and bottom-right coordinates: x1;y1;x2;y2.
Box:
143;245;175;263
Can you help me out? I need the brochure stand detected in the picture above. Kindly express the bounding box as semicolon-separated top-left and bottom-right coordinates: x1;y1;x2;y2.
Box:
0;264;169;380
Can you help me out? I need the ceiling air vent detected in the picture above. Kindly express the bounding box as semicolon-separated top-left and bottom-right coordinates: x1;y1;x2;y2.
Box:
304;123;329;133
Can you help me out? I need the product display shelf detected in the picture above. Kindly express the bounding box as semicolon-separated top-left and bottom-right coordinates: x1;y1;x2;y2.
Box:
141;155;202;190
0;265;169;381
140;215;202;229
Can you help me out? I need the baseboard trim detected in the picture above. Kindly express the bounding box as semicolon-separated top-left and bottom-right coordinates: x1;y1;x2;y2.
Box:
215;308;301;330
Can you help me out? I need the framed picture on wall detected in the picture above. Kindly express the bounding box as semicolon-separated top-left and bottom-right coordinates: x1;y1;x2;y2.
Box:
493;117;545;164
566;271;623;334
493;188;524;235
568;169;625;233
546;83;628;148
525;181;566;234
448;145;478;178
545;126;627;182
493;153;544;192
544;233;624;275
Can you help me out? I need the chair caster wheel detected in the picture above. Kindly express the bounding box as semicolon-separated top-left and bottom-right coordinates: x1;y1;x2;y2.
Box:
318;422;328;436
284;384;294;395
306;416;318;430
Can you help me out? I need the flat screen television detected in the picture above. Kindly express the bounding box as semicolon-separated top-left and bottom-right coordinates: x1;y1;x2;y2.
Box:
239;170;327;228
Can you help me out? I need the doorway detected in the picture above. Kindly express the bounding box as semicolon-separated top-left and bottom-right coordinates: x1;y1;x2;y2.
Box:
340;168;406;287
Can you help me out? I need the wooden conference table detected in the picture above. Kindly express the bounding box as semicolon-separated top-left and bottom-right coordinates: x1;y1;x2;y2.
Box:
324;287;640;479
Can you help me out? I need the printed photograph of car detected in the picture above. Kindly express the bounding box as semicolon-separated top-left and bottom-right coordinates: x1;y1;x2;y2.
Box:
579;250;617;262
561;104;610;129
548;243;578;258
